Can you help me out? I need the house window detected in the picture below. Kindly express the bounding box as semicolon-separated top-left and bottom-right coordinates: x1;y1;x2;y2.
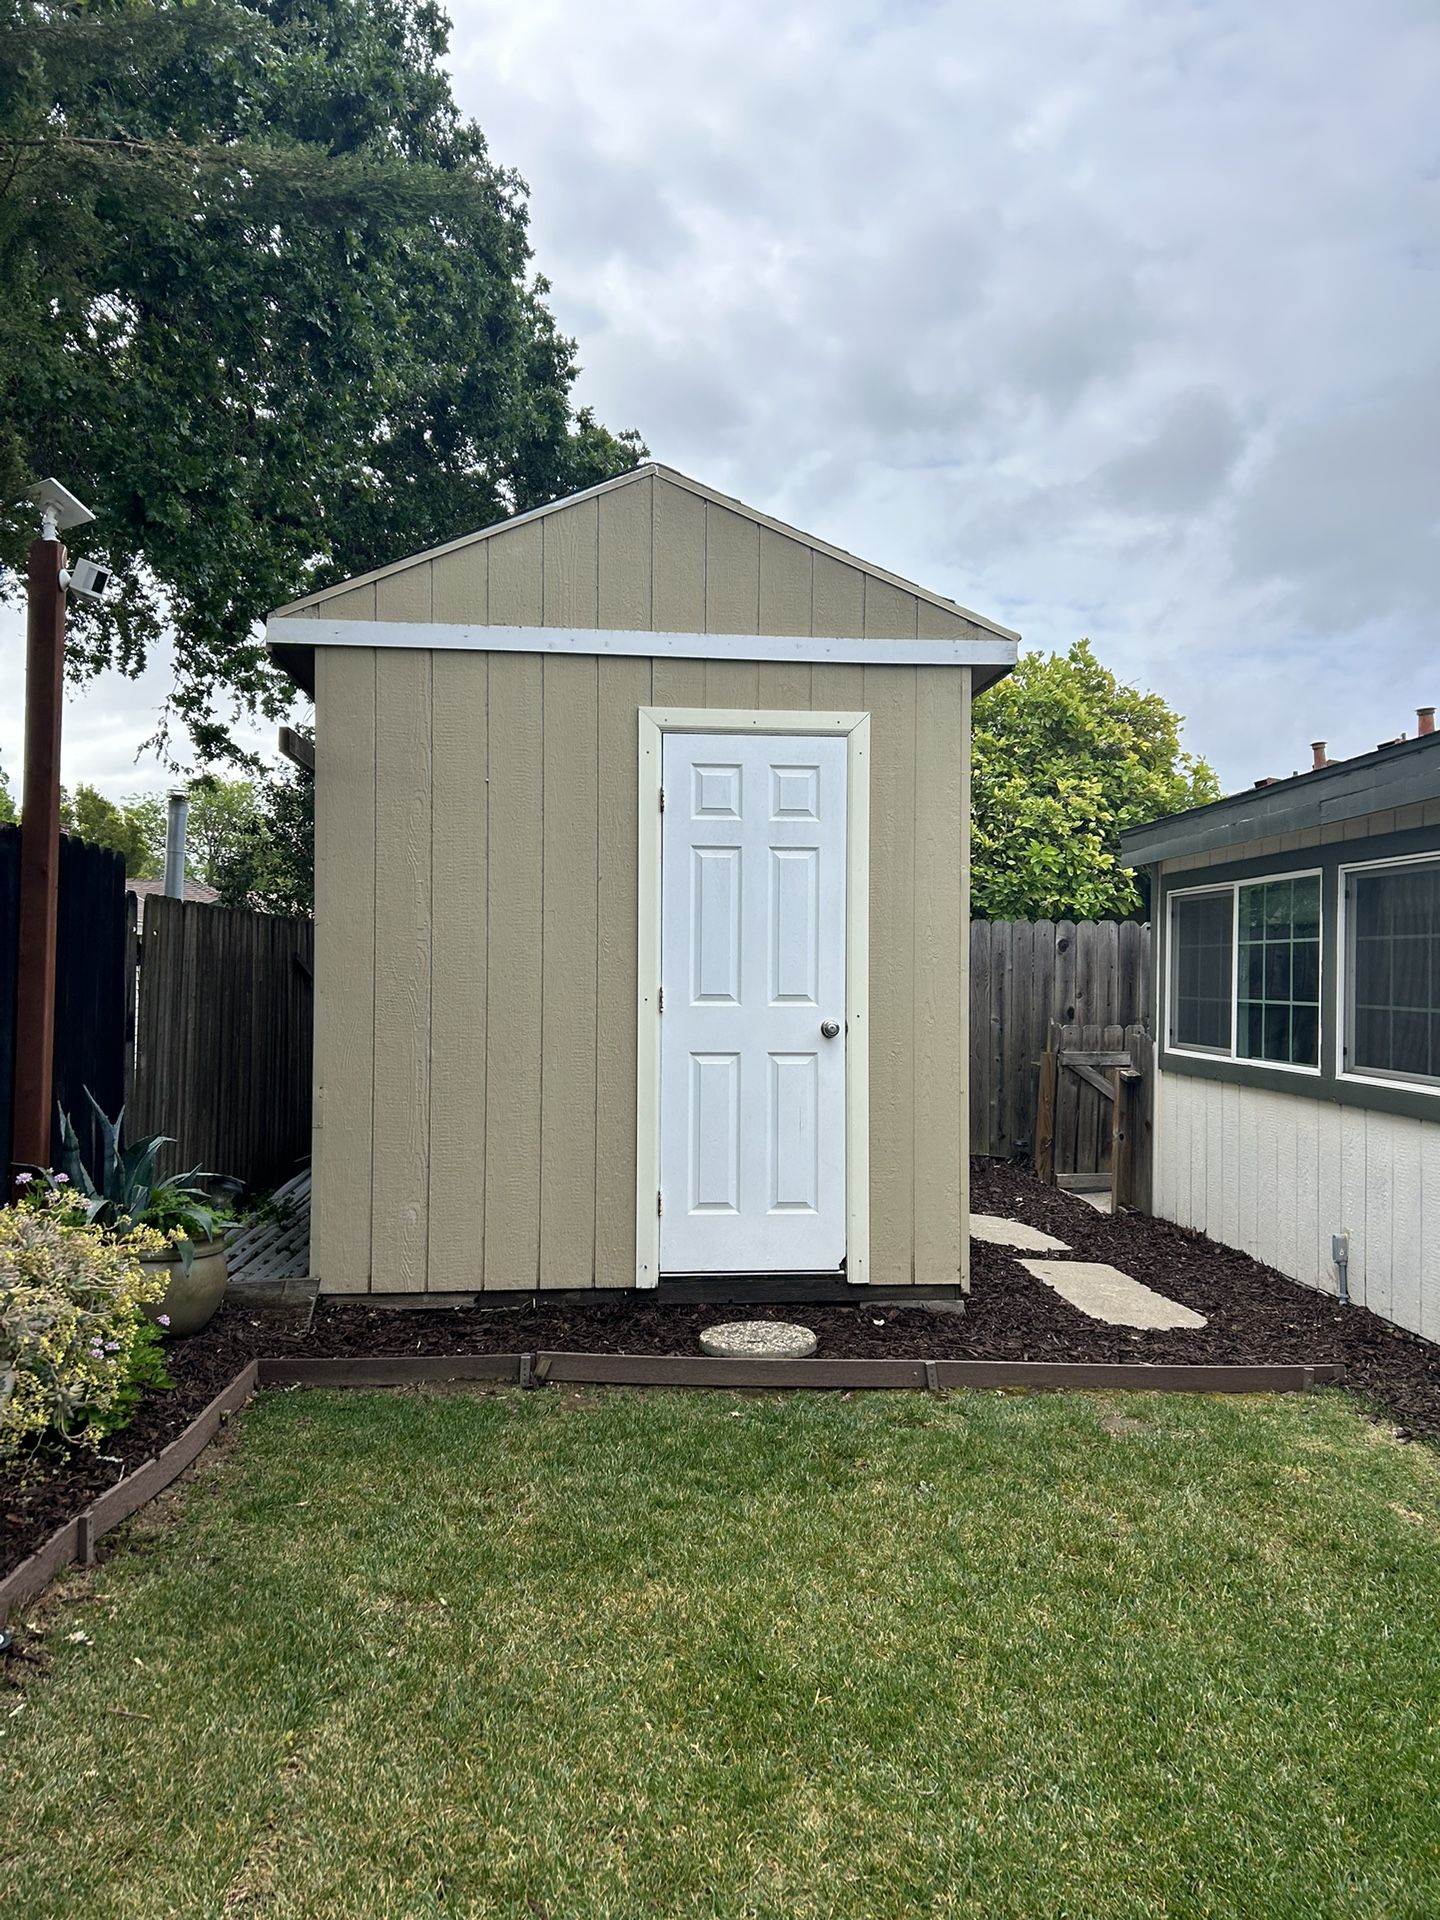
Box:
1346;861;1440;1087
1167;870;1322;1073
1169;891;1234;1053
1237;876;1321;1068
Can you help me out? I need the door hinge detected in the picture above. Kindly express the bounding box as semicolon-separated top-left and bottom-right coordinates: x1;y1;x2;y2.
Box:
658;985;664;1013
657;1188;664;1217
659;785;666;812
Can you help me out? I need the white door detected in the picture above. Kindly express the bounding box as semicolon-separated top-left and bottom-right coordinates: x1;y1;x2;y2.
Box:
659;732;847;1274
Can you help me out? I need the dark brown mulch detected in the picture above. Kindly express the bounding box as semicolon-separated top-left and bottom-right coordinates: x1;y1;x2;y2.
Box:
4;1159;1438;1585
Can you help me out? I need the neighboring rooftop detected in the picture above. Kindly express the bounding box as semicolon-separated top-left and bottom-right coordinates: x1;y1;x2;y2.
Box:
1120;708;1440;868
126;876;219;926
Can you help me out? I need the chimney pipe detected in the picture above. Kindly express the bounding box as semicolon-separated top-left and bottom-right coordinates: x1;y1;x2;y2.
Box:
1420;707;1435;737
164;788;189;899
1311;742;1328;770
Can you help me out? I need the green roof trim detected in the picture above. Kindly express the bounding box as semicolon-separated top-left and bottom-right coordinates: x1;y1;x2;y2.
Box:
1119;731;1440;867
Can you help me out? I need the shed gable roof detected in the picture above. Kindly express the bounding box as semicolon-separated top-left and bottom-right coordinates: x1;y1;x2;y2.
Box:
268;462;1018;646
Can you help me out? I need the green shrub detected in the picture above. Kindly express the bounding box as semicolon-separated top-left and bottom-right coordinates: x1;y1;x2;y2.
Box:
0;1194;170;1464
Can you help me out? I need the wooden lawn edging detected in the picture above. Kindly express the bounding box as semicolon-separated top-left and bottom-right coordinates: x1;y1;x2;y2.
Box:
0;1362;258;1625
0;1350;1346;1624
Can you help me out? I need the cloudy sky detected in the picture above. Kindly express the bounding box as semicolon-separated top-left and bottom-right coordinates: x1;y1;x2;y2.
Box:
3;0;1437;799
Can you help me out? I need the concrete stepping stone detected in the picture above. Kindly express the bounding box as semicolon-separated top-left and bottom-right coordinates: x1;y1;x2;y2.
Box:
699;1321;818;1359
969;1213;1071;1253
1018;1259;1207;1331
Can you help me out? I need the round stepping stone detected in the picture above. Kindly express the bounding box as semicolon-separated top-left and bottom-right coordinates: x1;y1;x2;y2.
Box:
699;1320;818;1359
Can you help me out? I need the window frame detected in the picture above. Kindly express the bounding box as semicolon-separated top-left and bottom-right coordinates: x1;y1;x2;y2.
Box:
1338;850;1440;1097
1165;885;1235;1058
1166;869;1324;1079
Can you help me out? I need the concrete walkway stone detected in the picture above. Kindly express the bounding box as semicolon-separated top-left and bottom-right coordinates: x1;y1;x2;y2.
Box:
1018;1259;1207;1331
970;1213;1071;1254
699;1321;818;1359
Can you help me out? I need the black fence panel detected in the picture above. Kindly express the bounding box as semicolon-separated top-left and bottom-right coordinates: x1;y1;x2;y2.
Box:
51;835;129;1172
0;824;19;1178
0;825;128;1180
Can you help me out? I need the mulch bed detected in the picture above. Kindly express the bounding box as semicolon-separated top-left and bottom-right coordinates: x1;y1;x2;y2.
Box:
4;1158;1438;1585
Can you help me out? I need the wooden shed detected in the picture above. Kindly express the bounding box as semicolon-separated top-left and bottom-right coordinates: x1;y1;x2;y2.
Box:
268;464;1017;1299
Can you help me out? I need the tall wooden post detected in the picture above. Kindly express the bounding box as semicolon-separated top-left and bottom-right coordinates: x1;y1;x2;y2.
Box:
10;534;67;1176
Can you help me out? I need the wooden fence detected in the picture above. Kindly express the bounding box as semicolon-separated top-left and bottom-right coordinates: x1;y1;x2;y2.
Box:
128;894;313;1192
0;825;129;1176
970;919;1151;1165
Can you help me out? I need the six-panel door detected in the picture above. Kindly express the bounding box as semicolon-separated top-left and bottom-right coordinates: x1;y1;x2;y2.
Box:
659;732;847;1274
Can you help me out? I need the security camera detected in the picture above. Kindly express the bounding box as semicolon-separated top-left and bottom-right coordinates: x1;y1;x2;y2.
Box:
59;555;115;604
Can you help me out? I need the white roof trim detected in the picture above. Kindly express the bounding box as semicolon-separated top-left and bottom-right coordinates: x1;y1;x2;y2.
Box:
267;616;1018;671
269;460;1020;645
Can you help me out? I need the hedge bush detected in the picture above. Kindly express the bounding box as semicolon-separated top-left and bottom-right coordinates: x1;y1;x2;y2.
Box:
0;1195;170;1463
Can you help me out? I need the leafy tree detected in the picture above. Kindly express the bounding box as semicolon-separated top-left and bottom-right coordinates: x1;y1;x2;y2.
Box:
0;754;16;825
184;777;263;883
59;783;163;875
0;0;643;762
971;641;1220;922
194;764;313;915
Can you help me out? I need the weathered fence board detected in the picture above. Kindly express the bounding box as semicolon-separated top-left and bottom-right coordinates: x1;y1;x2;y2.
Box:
0;825;128;1177
129;895;313;1192
969;919;1151;1161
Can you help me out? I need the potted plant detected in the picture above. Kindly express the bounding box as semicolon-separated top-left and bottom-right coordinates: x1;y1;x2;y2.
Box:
40;1096;236;1336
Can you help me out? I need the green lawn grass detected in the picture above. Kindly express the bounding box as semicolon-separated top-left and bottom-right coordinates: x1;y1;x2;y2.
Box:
3;1386;1440;1918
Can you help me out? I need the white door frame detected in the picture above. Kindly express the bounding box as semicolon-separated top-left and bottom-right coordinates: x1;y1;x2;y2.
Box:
635;707;871;1289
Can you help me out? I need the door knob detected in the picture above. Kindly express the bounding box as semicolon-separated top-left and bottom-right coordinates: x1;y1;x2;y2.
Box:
820;1019;840;1039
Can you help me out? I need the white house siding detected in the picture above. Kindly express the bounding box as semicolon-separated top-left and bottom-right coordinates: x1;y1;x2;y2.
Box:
1154;1063;1440;1341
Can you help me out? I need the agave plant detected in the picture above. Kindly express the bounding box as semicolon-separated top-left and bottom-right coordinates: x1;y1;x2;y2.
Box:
53;1093;233;1272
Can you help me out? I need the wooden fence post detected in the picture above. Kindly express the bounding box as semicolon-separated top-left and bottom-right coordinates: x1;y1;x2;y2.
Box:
1034;1025;1058;1186
1109;1067;1133;1211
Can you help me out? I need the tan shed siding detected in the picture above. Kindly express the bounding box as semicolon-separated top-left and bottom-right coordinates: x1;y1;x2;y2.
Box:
957;671;972;1289
312;477;973;1294
427;651;488;1291
597;473;653;627
864;664;918;1285
704;501;760;634
652;476;706;632
313;583;377;621
369;647;432;1291
812;551;866;638
593;657;653;1286
431;538;487;624
912;665;966;1286
488;520;544;625
482;652;544;1289
703;500;761;701
312;648;377;1291
538;653;600;1286
758;528;813;637
543;496;599;627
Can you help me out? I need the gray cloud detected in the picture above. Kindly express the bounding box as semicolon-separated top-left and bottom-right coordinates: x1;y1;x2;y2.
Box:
1230;366;1440;630
10;0;1439;797
1100;389;1247;515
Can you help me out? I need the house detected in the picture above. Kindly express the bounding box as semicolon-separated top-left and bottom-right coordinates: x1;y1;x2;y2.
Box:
125;876;219;929
1120;716;1440;1340
267;463;1017;1298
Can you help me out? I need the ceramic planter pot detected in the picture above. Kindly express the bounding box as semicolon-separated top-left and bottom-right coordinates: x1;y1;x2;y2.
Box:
138;1239;229;1337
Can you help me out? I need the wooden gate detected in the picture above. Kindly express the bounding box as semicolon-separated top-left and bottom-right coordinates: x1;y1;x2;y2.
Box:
1034;1022;1154;1212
